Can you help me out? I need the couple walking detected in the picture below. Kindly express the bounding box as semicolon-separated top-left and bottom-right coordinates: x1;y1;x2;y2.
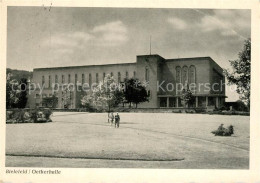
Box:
108;112;120;128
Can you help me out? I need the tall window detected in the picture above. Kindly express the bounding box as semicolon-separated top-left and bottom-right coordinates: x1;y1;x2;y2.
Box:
89;73;92;86
55;75;58;84
145;67;149;82
75;74;78;84
48;75;51;88
103;73;106;80
133;71;136;78
82;74;85;84
176;66;181;94
125;71;129;79
176;66;181;83
182;66;188;87
62;75;65;84
42;76;45;86
96;73;99;83
189;65;196;84
68;74;71;83
118;72;121;83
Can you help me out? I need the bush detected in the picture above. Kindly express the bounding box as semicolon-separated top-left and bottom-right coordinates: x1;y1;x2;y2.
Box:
172;109;182;113
82;103;96;112
211;124;234;136
6;108;53;123
194;108;206;113
219;106;229;111
43;108;52;120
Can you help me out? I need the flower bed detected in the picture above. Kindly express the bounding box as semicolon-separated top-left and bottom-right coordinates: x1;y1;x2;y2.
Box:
6;108;53;124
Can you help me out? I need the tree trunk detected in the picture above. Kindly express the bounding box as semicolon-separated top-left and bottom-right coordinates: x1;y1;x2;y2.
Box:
136;103;138;108
107;104;110;123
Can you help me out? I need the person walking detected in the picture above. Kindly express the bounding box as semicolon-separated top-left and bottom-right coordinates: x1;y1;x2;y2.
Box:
109;112;114;125
114;112;120;128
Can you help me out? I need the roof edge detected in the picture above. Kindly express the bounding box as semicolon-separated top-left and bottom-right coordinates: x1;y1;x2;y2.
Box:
34;62;136;71
166;56;214;62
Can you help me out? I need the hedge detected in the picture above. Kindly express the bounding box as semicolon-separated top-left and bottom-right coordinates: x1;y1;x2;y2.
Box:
6;108;53;124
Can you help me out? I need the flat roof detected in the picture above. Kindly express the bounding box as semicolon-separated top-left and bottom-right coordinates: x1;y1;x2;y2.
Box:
166;56;214;62
33;55;216;71
34;62;136;71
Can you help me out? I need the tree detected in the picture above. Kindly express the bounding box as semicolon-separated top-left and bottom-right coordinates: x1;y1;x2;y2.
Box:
6;73;21;109
81;74;124;112
6;68;32;81
6;73;30;109
224;38;251;108
61;86;72;108
15;78;28;108
181;88;195;108
124;78;150;108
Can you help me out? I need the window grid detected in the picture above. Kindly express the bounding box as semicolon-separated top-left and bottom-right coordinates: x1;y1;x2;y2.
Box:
118;72;121;83
48;75;51;88
89;74;92;86
62;75;65;84
42;76;45;86
55;75;58;84
82;74;85;84
126;71;129;79
145;67;149;82
96;73;99;83
68;74;71;83
75;74;78;84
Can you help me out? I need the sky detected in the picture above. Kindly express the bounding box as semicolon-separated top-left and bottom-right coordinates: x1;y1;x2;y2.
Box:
7;7;251;101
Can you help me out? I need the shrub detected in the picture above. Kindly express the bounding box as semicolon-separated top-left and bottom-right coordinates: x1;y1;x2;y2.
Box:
6;108;53;123
29;109;38;122
194;108;205;113
211;124;234;136
6;111;14;120
172;109;182;113
43;109;52;120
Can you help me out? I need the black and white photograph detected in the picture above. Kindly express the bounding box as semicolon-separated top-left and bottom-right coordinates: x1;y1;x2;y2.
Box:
4;5;252;170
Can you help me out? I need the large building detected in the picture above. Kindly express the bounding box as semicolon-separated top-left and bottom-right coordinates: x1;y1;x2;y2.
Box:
28;54;226;109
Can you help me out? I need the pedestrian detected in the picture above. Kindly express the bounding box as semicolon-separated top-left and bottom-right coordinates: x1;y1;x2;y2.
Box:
109;112;114;125
115;112;120;128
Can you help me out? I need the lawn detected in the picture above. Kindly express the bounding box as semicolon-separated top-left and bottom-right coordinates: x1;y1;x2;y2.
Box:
6;112;249;168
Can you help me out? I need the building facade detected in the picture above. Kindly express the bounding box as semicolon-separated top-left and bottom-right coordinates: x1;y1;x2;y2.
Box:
28;54;226;109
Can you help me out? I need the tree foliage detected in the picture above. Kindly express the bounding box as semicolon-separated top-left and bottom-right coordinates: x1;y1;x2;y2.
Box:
124;78;150;108
181;88;195;108
224;38;251;108
6;73;29;109
61;85;73;108
6;74;21;108
81;74;124;112
6;68;32;81
16;78;28;108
